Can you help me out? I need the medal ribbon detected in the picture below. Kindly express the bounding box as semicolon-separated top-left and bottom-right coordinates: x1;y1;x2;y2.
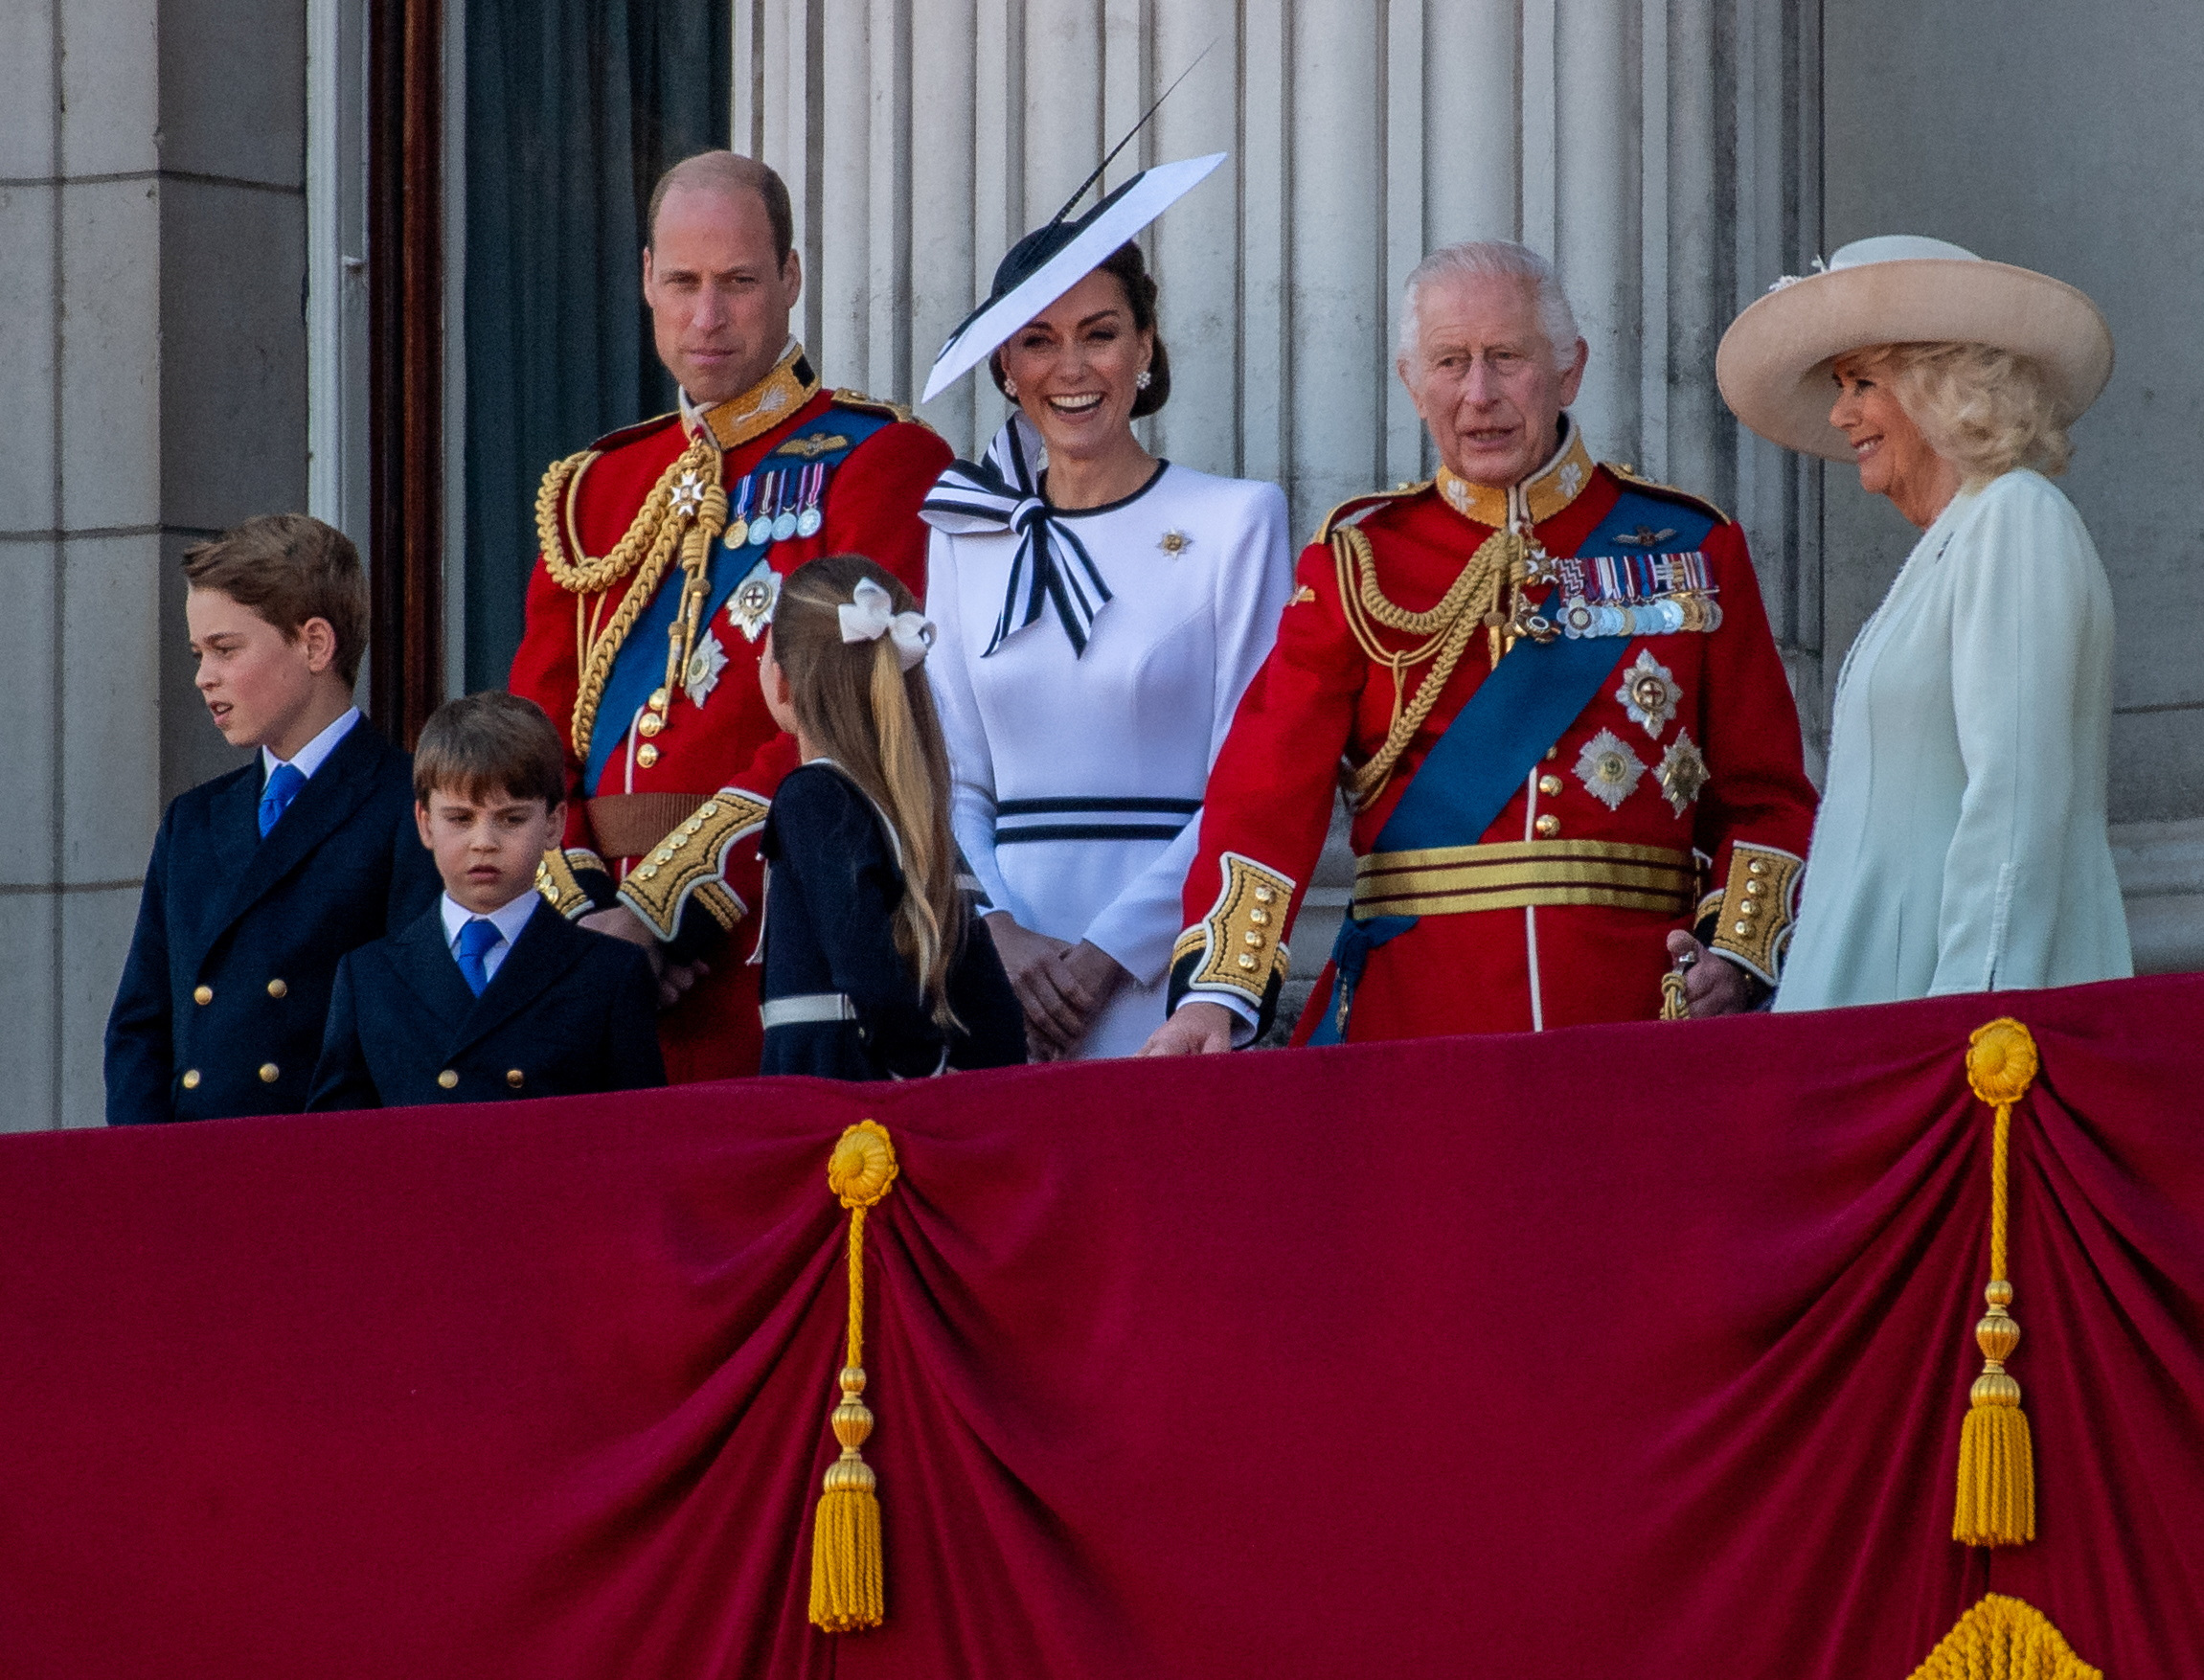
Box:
920;415;1115;658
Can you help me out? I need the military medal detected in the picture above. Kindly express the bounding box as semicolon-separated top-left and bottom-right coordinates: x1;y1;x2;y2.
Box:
748;473;778;547
1574;728;1647;811
794;464;826;538
771;469;800;542
1657;731;1710;813
724;555;780;642
722;476;755;550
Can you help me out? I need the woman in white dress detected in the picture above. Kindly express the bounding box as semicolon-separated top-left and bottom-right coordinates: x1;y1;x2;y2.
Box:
1716;236;2132;1010
918;154;1292;1057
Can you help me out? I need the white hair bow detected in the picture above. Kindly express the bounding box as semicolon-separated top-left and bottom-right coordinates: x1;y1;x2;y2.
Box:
837;577;936;671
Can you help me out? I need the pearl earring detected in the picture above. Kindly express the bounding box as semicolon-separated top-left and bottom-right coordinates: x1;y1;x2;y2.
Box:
1135;370;1152;391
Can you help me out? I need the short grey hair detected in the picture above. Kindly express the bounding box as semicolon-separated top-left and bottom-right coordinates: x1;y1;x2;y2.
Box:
1397;239;1580;372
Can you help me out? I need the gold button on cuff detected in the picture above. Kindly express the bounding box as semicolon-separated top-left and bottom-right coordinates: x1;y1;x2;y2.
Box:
1734;920;1751;936
1748;859;1767;876
1534;814;1561;838
437;1070;459;1090
1743;881;1763;898
266;978;287;998
1242;931;1264;948
637;864;659;880
1538;775;1564;797
1236;953;1258;970
193;985;213;1006
1253;885;1275;904
258;1063;280;1084
506;1069;525;1089
1249;907;1270;927
636;743;660;768
181;1069;201;1090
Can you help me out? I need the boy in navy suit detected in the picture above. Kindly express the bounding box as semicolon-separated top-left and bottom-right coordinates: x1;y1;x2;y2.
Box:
105;514;441;1124
307;692;664;1109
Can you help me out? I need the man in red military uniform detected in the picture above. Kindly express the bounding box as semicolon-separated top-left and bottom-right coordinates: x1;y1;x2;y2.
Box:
511;151;949;1081
1143;240;1818;1053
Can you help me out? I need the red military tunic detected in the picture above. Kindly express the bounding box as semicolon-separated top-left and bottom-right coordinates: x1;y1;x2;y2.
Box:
510;345;950;1081
1168;423;1819;1042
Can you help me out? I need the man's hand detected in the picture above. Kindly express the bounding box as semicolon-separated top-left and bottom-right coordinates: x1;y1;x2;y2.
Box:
985;913;1110;1058
580;905;706;1010
1664;931;1756;1018
1137;1000;1237;1056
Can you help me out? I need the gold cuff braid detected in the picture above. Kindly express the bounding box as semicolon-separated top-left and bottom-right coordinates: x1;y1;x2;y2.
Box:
535;847;612;919
1708;842;1804;986
616;789;771;942
1183;851;1295;1004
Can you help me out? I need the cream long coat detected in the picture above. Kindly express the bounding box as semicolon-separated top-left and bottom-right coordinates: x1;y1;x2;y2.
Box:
1775;468;2132;1011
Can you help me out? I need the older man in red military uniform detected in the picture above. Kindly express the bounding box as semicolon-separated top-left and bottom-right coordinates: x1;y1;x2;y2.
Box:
511;151;949;1081
1143;240;1818;1054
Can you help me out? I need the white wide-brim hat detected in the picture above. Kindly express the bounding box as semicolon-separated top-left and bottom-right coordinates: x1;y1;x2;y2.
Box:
1715;235;2114;461
920;152;1226;404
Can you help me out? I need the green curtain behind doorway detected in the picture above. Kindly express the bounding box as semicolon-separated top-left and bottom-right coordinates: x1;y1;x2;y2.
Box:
463;1;730;691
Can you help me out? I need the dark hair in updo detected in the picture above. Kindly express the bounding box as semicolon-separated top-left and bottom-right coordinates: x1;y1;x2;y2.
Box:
988;240;1171;419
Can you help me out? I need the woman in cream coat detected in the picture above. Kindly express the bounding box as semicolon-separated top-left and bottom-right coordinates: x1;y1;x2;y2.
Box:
1715;236;2132;1010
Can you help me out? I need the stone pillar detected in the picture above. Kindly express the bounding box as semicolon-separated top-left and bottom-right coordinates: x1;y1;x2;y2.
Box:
0;0;307;1129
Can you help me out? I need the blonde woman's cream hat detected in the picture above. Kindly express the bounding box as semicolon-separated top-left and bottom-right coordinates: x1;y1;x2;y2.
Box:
1715;235;2114;461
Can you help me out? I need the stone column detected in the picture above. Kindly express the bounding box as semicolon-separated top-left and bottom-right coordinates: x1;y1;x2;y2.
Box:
0;0;307;1129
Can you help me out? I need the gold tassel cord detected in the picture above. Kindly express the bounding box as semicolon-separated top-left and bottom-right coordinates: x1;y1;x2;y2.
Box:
1953;1018;2039;1548
808;1121;899;1635
1907;1593;2101;1680
1332;524;1522;810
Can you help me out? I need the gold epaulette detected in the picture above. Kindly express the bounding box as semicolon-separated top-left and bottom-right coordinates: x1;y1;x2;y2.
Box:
831;387;936;435
1603;463;1732;526
1707;842;1805;987
1315;480;1433;543
536;847;611;920
616;789;772;942
1181;852;1295;1005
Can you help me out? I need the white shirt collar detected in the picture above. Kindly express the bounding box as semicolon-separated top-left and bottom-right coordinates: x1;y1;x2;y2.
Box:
439;889;540;951
262;706;361;783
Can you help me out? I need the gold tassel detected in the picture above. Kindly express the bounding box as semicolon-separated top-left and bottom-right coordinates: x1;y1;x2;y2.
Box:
808;1120;899;1634
1953;1020;2039;1548
1908;1593;2102;1680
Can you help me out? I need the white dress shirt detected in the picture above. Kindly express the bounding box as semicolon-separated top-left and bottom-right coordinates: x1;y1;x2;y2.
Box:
261;706;360;784
439;890;541;988
1775;469;2132;1010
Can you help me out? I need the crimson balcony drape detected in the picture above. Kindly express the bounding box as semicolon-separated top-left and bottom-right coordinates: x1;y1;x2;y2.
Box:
4;975;2199;1677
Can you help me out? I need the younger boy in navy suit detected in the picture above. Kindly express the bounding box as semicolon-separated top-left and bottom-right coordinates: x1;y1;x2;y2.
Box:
105;514;440;1124
307;692;664;1109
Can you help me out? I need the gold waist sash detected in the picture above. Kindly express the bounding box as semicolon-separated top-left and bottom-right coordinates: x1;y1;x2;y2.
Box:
1352;839;1696;920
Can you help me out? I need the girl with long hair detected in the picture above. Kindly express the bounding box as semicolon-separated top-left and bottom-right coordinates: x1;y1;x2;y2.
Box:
754;555;1025;1078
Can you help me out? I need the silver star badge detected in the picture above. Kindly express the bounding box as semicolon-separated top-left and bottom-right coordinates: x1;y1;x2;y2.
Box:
1616;648;1683;739
1574;728;1647;811
723;556;780;642
682;627;729;708
669;469;707;518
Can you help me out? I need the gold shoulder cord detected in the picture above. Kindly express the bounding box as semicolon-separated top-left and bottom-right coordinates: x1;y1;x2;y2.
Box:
1331;523;1523;809
534;434;729;760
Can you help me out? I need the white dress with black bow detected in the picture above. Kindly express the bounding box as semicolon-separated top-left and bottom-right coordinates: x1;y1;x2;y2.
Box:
923;418;1292;1058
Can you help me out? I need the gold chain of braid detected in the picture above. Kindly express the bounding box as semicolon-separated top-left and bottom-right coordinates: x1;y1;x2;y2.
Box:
536;436;715;595
1332;524;1518;809
564;436;727;759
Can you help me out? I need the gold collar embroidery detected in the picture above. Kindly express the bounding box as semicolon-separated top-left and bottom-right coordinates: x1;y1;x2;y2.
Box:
1436;421;1597;530
684;344;822;451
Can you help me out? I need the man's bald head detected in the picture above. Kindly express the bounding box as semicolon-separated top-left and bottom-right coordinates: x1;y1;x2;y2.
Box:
646;151;793;265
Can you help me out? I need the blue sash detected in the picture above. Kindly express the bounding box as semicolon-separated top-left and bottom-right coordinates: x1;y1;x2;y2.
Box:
582;408;889;791
1306;488;1715;1044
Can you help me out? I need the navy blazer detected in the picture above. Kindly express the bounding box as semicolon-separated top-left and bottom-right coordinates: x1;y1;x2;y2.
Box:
104;719;441;1124
758;762;1025;1080
307;901;665;1110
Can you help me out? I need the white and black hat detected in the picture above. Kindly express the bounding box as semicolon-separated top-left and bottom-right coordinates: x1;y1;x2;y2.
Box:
920;152;1225;404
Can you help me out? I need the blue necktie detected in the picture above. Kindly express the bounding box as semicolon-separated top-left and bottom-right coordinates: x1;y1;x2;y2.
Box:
455;918;502;997
258;761;307;838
